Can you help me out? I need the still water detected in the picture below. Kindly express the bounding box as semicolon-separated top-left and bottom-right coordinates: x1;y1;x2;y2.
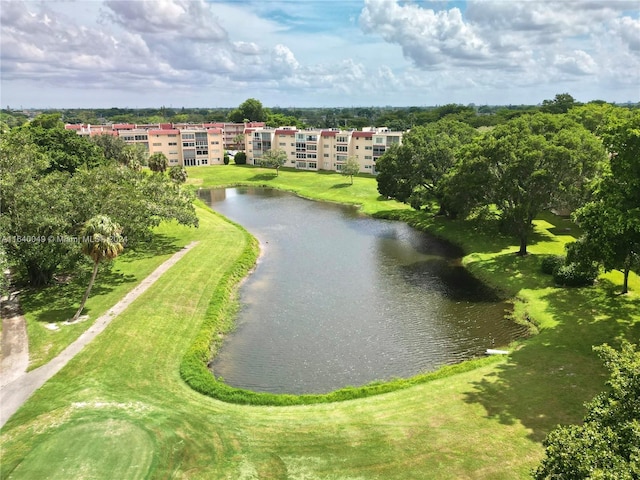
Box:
199;187;525;394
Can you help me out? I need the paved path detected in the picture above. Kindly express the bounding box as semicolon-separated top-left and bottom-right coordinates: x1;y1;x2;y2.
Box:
0;242;198;428
1;290;29;387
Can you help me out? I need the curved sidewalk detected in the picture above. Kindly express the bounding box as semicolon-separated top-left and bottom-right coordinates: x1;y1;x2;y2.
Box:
0;242;198;428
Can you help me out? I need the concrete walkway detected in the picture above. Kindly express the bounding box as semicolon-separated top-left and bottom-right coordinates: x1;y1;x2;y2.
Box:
0;242;198;428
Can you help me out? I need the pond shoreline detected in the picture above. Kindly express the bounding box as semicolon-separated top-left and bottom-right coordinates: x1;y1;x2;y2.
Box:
180;184;529;405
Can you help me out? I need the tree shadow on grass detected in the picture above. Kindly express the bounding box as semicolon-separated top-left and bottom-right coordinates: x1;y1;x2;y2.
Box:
330;183;352;189
463;278;640;443
22;266;137;323
373;209;557;257
118;234;183;263
248;173;277;182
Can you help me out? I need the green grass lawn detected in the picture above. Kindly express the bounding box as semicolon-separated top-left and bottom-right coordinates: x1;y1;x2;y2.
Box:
1;165;638;479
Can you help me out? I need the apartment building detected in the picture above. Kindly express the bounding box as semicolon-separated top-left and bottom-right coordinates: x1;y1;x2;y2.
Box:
245;126;403;174
66;122;403;172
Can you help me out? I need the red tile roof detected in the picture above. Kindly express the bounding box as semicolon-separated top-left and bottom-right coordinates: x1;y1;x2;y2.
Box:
352;131;373;138
148;129;180;135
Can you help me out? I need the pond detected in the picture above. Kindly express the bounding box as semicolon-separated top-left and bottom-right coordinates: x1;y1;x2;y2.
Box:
199;187;526;394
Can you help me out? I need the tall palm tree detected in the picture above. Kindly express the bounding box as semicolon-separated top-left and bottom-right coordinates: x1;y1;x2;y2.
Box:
71;215;124;322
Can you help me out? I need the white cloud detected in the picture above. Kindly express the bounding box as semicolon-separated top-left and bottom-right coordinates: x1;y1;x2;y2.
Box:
553;50;597;76
0;0;638;108
360;0;489;67
103;0;228;41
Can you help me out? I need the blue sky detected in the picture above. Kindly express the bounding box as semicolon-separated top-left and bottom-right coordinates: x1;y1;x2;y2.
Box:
1;0;638;109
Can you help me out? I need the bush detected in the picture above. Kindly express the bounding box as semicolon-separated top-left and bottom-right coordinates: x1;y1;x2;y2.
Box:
541;255;565;275
223;154;230;165
234;152;247;165
553;262;599;287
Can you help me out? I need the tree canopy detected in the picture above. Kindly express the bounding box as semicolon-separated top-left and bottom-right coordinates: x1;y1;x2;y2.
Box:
572;110;640;293
341;156;361;185
228;98;267;123
376;119;478;214
535;340;640;479
259;149;287;176
447;113;606;254
0;118;198;287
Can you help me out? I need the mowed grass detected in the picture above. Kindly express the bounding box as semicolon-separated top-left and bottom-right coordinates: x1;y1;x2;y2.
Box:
1;165;639;479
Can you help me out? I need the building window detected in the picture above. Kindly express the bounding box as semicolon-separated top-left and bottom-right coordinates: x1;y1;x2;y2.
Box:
183;142;195;147
308;162;317;169
210;141;220;145
182;133;195;140
365;145;372;150
134;135;147;141
153;143;161;146
364;155;372;160
324;153;329;157
337;136;347;143
337;145;348;152
168;142;177;146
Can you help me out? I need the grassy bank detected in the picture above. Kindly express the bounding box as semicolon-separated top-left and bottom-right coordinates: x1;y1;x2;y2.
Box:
1;165;638;478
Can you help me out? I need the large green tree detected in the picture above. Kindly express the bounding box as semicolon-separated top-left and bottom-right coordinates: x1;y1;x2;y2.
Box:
259;149;287;176
573;110;640;293
1;123;198;287
535;340;640;479
541;93;578;114
20;113;104;173
451;113;606;255
228;98;266;123
0;125;78;286
376;119;479;214
71;215;124;321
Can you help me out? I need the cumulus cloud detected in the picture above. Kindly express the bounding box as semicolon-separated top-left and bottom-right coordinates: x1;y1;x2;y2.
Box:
553;50;597;76
103;0;227;41
1;0;638;107
359;0;640;94
360;0;489;67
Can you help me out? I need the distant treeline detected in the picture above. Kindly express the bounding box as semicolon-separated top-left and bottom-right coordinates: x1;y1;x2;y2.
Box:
2;95;638;131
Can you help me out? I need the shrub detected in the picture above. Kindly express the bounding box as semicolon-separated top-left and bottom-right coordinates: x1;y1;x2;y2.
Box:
541;255;565;275
553;262;599;287
234;152;247;165
223;154;230;165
